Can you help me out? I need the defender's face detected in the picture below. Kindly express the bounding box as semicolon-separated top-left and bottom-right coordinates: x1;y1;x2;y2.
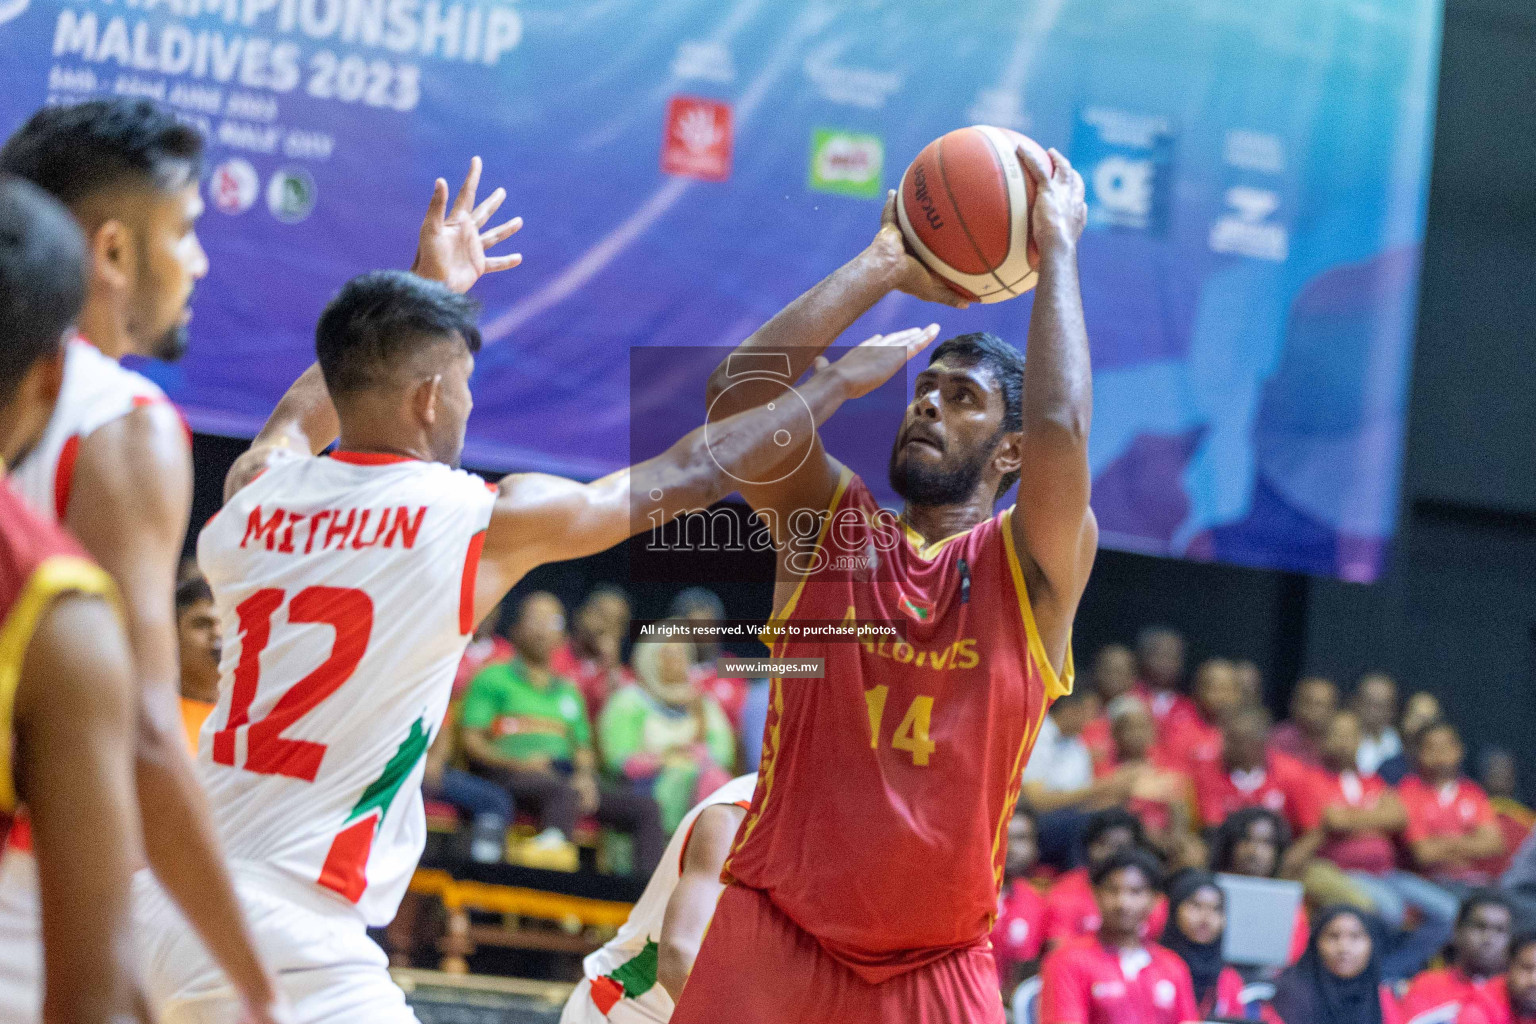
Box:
888;359;1010;507
131;179;207;361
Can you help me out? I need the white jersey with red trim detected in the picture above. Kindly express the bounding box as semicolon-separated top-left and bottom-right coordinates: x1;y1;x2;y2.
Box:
197;451;497;926
10;337;167;522
564;773;758;1023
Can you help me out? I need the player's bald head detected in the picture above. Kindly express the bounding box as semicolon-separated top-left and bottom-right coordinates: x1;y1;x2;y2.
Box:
315;270;481;401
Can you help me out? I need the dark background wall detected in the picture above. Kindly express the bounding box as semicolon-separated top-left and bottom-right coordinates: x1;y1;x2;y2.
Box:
187;0;1536;787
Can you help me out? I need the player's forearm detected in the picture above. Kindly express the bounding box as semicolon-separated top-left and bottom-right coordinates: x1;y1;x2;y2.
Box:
254;362;339;455
1023;244;1092;443
136;698;277;1009
705;246;900;415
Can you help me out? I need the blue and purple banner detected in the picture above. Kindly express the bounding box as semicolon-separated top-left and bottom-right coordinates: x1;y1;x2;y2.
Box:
0;0;1443;580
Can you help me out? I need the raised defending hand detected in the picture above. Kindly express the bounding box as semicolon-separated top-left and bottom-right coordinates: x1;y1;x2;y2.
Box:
411;156;524;294
1017;145;1087;256
870;191;971;308
818;324;941;400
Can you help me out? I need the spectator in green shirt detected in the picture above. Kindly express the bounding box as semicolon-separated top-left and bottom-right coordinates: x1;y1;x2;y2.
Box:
599;635;735;833
461;592;664;874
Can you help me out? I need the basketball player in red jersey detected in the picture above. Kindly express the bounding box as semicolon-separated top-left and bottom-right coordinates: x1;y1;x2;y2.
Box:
0;100;523;1023
0;175;145;1022
672;144;1093;1023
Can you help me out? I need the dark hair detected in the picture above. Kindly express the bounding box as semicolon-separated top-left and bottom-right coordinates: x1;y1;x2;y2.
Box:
1;99;203;210
175;574;213;613
1456;889;1512;929
1084;807;1145;851
0;175;86;403
1091;846;1164;889
1511;931;1536;962
1012;800;1038;827
1049;688;1090;713
314;270;481;397
668;587;724;620
1413;718;1459;753
1209;806;1292;875
926;332;1024;499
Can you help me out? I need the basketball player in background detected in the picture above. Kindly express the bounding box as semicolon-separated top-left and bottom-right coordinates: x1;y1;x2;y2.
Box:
559;771;757;1024
0;98;524;1023
672;144;1094;1022
135;257;939;1021
0;174;144;1022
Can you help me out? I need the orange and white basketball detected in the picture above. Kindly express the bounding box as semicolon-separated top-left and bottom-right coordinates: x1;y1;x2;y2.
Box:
896;125;1050;304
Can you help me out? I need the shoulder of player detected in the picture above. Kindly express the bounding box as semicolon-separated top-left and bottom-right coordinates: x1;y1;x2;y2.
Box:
79;399;188;471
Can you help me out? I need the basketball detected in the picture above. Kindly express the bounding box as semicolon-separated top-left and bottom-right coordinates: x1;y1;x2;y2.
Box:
896;125;1050;304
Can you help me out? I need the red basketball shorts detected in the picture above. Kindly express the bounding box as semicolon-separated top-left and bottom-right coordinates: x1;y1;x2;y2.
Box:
671;885;1005;1024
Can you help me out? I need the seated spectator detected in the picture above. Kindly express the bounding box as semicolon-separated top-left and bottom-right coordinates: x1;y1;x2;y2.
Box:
453;601;513;696
1484;747;1535;877
668;587;747;734
422;705;512;864
174;575;220;752
1097;697;1197;866
737;676;770;771
1263;906;1402;1024
1160;868;1247;1018
599;636;734;834
1023;690;1138;868
1043;808;1168;947
1269;676;1338;768
1081;643;1137;768
1194;706;1315;834
1377;691;1442;785
1040;848;1198;1023
1234;660;1264;710
1470;931;1536;1024
1352;673;1401;777
1399;720;1506;893
992;805;1047;995
1290;710;1455;981
1209;807;1309;965
1165;658;1242;774
1397;890;1513;1024
550;585;635;719
461;592;664;874
1133;626;1195;744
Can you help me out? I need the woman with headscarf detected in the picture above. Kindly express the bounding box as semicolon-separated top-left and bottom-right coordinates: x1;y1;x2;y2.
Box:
1263;906;1403;1024
1160;869;1246;1018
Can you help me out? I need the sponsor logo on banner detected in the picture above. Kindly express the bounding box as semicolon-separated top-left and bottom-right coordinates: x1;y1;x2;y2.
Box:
0;0;28;27
267;167;316;223
1209;186;1288;262
211;158;259;215
1071;107;1174;234
808;129;882;198
662;95;732;182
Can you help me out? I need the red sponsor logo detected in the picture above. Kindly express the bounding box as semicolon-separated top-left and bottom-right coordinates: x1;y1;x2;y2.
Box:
662;95;732;182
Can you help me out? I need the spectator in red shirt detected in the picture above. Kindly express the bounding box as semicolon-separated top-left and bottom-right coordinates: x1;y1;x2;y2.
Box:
1194;706;1316;833
1269;676;1338;768
1043;809;1168;948
1471;931;1536;1024
1082;644;1137;769
1290;710;1456;980
1264;906;1403;1024
1399;720;1507;892
1376;691;1443;786
993;805;1047;994
1133;626;1195;745
1209;807;1310;965
1098;697;1197;865
1040;848;1199;1024
1165;659;1242;775
1398;890;1513;1024
549;585;635;720
1159;869;1247;1018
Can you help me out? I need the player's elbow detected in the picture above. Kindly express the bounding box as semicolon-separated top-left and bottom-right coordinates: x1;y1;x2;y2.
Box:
656;935;694;1003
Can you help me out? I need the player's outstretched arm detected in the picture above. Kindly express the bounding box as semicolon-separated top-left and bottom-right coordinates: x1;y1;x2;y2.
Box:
657;802;748;1002
69;407;285;1023
472;326;939;624
226;158;522;501
1007;146;1098;669
16;594;143;1024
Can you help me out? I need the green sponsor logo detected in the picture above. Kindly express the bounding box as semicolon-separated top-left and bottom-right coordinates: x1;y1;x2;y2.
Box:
809;129;883;198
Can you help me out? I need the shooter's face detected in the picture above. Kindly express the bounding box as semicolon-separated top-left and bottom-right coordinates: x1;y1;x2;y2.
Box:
888;359;1014;508
129;179;207;361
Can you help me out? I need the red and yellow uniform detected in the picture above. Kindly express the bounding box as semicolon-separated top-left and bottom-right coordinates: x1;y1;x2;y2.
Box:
0;477;115;847
676;470;1072;1023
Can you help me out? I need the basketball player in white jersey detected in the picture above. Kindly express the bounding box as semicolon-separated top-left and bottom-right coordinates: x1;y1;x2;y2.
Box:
133;264;939;1022
560;772;757;1024
0;99;523;1023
